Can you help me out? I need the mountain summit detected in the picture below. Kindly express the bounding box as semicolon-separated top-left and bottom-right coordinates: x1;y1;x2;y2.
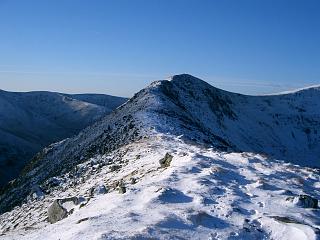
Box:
1;75;320;239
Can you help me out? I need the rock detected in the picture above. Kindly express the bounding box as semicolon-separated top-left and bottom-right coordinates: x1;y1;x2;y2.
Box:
295;195;318;208
41;177;63;194
287;194;319;208
46;177;63;188
47;200;68;224
130;177;137;184
79;197;90;209
271;216;300;224
118;186;126;194
159;153;173;168
90;184;108;197
77;196;87;204
77;217;89;224
79;202;87;209
109;164;121;172
117;181;126;194
31;185;45;200
111;180;120;190
47;197;85;224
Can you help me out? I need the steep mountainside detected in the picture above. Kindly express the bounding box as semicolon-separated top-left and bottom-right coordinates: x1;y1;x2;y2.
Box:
163;75;320;167
0;90;127;186
0;75;319;239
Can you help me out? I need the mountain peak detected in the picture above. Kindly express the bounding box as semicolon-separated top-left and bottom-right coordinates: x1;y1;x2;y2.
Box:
168;74;209;86
168;73;197;81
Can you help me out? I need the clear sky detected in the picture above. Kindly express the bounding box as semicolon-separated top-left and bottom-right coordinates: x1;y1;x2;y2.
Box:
0;0;319;97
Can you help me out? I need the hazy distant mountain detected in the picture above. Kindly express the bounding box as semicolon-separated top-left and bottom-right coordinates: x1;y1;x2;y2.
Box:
67;93;127;112
0;90;127;186
1;75;319;239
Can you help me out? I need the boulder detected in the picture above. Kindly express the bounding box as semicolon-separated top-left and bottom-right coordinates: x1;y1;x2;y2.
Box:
47;200;68;224
47;197;85;223
159;153;173;168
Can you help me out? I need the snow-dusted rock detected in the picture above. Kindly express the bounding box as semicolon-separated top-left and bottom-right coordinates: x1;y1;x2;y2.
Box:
90;184;108;197
118;185;126;194
293;195;318;209
47;197;86;224
159;153;173;168
47;199;68;224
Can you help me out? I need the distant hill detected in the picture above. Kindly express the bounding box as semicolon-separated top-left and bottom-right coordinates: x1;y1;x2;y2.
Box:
0;90;127;186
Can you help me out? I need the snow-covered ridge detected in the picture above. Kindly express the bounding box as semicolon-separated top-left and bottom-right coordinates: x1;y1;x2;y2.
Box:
1;74;320;211
0;74;319;239
0;90;127;186
1;136;320;239
271;84;320;95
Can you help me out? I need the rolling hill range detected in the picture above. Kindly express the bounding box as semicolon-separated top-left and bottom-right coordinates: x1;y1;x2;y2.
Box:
0;90;127;186
0;75;319;239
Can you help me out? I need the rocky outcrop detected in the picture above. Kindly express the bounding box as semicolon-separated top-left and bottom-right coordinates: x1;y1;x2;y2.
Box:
159;153;173;168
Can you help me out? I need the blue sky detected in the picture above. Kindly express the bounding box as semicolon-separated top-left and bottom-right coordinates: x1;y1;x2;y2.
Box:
0;0;319;97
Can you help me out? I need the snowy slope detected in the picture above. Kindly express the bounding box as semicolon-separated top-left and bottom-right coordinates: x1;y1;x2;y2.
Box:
1;136;319;240
0;74;319;239
164;75;320;167
0;90;127;186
